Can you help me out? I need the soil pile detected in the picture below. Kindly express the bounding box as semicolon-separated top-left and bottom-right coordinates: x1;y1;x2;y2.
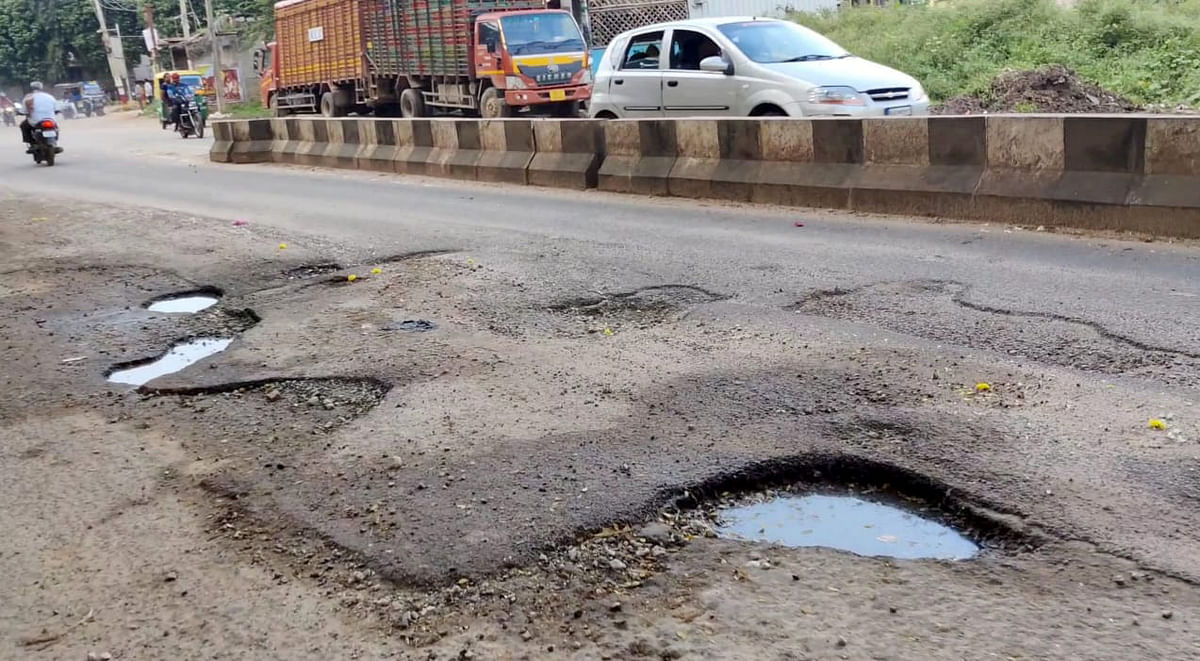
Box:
935;65;1142;114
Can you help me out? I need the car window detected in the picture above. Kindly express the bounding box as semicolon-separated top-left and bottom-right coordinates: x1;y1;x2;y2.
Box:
621;31;663;71
607;38;627;70
718;21;848;64
669;29;723;71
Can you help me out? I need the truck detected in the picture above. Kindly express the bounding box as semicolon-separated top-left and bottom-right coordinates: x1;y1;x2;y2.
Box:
256;0;592;118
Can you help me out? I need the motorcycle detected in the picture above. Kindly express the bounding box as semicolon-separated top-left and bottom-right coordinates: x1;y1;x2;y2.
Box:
77;98;93;117
176;96;205;139
28;116;62;166
2;108;14;127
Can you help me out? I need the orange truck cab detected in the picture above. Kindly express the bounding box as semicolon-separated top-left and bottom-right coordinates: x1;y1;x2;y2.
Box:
256;0;590;118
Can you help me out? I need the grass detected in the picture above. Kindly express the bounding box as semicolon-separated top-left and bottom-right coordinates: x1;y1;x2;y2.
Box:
218;100;272;119
791;0;1200;106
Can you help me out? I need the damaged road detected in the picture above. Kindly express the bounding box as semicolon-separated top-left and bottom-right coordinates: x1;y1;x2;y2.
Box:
2;119;1200;660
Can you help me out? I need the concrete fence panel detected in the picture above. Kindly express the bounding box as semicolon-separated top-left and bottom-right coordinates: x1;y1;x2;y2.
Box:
751;119;854;209
528;120;604;189
477;119;535;184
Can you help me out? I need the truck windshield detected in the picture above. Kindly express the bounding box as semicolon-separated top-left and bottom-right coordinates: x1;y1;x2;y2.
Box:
500;13;585;56
717;21;848;64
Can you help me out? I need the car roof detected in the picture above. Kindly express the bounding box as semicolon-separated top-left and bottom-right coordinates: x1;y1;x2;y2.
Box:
613;15;781;36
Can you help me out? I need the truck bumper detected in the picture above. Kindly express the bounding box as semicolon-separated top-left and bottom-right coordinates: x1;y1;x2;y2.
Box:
505;86;591;107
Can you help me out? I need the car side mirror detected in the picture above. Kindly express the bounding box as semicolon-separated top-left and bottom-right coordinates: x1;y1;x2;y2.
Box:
700;56;733;75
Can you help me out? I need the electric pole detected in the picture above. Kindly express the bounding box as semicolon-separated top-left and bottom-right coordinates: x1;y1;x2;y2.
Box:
204;0;225;113
179;0;193;68
89;0;130;99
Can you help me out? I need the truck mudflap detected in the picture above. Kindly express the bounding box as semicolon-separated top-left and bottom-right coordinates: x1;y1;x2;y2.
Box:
505;85;591;107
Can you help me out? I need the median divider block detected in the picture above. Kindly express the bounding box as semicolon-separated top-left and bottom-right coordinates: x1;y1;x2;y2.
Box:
229;118;273;164
394;119;434;175
209;121;234;162
429;120;482;180
478;119;535;184
598;120;676;195
213;115;1200;239
528;120;604;189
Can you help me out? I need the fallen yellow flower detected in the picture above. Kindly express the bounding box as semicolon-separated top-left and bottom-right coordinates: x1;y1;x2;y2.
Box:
371;267;382;275
975;382;992;392
603;327;614;336
1149;419;1167;430
347;274;357;282
278;243;287;250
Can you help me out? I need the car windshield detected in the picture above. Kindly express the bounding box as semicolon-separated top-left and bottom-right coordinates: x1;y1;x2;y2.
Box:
181;75;202;88
500;13;585;55
717;21;848;64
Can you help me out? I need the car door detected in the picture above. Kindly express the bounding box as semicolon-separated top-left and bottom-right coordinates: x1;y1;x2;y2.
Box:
662;28;739;117
606;29;665;118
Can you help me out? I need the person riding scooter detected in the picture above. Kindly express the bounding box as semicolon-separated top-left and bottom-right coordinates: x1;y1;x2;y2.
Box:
20;81;61;154
0;93;15;127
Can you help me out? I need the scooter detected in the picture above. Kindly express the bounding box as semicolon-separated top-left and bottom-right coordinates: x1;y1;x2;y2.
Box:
17;108;63;166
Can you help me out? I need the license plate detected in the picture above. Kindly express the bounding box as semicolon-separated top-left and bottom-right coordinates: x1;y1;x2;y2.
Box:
885;106;912;116
41;130;57;138
549;89;566;101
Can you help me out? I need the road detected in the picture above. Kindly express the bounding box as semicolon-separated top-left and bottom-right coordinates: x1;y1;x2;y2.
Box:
2;113;1199;659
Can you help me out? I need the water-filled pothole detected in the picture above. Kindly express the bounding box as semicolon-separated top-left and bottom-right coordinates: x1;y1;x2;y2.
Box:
145;287;222;313
148;295;219;313
108;338;233;386
718;493;978;560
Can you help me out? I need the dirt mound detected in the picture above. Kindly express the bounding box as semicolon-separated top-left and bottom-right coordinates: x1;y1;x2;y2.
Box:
934;65;1142;115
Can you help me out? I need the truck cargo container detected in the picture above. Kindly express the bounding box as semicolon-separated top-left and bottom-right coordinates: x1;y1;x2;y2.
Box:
256;0;591;118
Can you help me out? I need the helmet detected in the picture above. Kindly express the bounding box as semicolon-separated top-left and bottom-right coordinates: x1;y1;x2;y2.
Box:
170;73;181;83
30;81;43;91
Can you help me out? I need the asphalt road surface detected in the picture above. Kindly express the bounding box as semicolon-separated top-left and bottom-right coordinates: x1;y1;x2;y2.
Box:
2;113;1199;660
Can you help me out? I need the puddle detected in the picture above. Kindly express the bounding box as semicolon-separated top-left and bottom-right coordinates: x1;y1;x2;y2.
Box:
717;494;978;560
383;319;436;332
147;295;219;313
108;338;233;386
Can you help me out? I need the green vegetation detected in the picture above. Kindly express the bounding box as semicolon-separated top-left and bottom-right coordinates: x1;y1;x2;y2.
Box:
220;100;271;118
793;0;1200;106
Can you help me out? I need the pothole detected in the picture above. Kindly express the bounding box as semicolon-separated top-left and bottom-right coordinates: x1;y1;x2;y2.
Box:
550;285;728;331
383;319;437;332
107;337;233;386
717;493;978;560
283;263;342;280
146;288;222;313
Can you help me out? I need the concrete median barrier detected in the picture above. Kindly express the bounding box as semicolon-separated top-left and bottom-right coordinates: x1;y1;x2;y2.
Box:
528;120;604;189
213;115;1200;238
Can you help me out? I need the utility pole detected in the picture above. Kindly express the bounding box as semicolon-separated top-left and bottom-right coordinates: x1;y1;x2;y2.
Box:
143;4;160;70
204;0;225;114
89;0;129;99
179;0;193;68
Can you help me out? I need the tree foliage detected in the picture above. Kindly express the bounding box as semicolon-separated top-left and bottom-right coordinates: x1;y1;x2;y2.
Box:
0;0;273;88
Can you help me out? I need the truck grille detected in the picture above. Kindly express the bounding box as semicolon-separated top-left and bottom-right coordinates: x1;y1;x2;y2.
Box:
533;71;575;85
866;87;910;102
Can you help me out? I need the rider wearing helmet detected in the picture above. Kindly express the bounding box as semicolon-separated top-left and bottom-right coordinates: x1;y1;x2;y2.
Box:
167;73;192;129
20;81;60;154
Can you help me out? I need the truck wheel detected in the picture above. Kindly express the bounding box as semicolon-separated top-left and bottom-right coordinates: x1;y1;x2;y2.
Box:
552;101;582;118
480;88;513;119
320;92;346;118
400;88;426;118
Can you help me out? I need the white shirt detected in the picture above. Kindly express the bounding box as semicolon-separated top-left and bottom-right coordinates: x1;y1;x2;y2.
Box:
24;91;56;123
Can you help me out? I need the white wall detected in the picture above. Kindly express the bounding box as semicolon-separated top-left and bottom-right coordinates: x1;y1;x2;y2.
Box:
689;0;839;19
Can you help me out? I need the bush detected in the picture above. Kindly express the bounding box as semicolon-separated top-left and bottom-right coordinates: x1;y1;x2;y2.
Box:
791;0;1200;106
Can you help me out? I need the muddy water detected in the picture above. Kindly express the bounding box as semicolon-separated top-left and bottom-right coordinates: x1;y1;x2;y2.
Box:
718;494;978;560
107;338;233;386
147;295;219;313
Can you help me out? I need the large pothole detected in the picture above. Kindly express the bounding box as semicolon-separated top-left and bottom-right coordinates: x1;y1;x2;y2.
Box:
550;285;728;332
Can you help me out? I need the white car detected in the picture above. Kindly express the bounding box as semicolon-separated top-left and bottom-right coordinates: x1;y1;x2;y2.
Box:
588;17;929;119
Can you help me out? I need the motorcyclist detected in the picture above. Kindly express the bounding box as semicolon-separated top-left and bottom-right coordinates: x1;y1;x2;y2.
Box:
0;93;14;127
168;73;193;129
21;81;61;154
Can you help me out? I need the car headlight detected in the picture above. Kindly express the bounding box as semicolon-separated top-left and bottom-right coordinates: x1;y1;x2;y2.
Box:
808;86;866;107
911;82;928;102
505;76;527;90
